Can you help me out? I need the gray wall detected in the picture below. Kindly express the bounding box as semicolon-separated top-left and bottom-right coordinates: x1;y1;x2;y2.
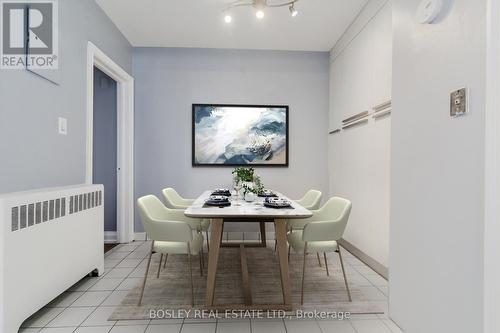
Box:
93;68;117;232
0;0;132;193
133;48;330;232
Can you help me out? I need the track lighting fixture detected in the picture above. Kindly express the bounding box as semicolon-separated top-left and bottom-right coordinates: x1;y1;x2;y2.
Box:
222;0;299;23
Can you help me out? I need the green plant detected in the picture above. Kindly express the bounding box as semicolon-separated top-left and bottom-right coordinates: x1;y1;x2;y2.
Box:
232;167;254;182
253;174;265;194
243;183;258;195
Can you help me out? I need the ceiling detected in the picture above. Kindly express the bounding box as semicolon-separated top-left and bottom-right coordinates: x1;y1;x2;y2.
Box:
95;0;369;52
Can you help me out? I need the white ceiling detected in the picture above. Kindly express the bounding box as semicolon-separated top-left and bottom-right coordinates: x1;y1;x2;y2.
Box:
95;0;369;51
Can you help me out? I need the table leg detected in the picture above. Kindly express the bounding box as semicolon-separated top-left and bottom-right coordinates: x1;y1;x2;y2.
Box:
274;219;292;306
240;244;252;306
259;221;267;246
206;218;223;306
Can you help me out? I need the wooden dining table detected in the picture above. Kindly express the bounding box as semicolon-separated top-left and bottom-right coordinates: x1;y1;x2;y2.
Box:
184;191;312;310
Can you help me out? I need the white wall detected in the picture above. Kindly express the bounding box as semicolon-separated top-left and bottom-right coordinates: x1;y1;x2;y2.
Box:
329;0;392;268
484;1;500;331
390;0;486;332
133;48;330;232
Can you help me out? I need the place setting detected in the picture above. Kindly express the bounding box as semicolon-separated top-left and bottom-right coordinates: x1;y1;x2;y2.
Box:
202;168;293;210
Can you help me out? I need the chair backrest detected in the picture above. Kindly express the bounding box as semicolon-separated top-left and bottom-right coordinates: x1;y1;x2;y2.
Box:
137;195;193;242
295;190;322;210
302;197;352;242
162;187;192;209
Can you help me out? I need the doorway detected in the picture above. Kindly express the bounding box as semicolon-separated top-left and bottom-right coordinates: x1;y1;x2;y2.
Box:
93;67;118;247
86;42;135;244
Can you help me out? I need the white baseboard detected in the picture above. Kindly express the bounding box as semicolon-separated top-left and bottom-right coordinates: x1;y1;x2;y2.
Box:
104;231;118;244
132;231;388;279
134;232;147;241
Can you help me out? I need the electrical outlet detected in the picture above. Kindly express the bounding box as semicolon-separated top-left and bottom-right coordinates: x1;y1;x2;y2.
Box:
58;117;67;135
450;88;467;117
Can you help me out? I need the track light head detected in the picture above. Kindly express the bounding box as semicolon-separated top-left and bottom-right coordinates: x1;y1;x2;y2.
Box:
256;9;265;19
289;3;298;17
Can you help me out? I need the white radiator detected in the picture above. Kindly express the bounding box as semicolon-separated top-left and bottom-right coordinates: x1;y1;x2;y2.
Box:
0;184;104;333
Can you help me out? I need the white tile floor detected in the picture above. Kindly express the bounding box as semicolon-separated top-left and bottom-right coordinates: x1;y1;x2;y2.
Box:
19;241;403;333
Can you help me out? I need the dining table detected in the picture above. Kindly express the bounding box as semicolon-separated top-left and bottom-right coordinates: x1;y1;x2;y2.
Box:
184;190;312;310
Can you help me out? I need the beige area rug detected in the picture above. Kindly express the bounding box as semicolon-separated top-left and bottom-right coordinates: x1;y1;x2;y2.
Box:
110;246;386;320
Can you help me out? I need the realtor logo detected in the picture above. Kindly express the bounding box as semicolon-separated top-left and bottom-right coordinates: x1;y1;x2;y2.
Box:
1;0;58;69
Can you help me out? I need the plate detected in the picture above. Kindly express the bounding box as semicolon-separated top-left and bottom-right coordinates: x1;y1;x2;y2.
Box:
258;189;277;197
264;197;292;208
205;195;230;207
263;202;292;209
205;201;231;207
212;188;232;196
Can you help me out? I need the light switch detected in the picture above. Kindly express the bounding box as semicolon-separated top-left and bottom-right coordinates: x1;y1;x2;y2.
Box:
58;117;67;135
450;88;467;117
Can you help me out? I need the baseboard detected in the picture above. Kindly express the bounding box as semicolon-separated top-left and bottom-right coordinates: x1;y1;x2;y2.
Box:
104;231;118;244
338;238;388;280
133;231;271;242
134;232;147;241
133;230;388;279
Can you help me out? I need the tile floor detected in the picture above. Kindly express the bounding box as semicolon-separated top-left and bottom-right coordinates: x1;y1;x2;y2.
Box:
19;240;403;333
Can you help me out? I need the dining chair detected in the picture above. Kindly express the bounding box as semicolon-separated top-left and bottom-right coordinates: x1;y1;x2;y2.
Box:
294;190;323;210
137;195;204;306
162;187;211;250
287;197;352;304
274;190;323;264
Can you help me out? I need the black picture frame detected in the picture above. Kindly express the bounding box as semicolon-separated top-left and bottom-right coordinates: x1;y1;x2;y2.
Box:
192;104;289;167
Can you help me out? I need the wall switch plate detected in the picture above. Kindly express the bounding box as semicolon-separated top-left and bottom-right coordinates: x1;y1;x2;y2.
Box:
58;117;67;135
450;88;467;117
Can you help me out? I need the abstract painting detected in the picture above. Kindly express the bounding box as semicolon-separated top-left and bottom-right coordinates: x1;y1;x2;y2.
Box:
192;104;289;166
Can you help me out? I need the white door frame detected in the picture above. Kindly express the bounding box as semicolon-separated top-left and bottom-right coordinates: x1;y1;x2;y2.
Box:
86;41;135;244
484;0;500;331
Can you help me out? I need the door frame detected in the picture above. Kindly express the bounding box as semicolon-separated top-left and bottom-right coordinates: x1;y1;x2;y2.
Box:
484;0;500;331
86;41;134;244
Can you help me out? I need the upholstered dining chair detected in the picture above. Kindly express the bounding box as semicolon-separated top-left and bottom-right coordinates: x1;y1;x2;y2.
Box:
137;195;204;306
162;187;211;250
287;197;352;304
274;190;323;264
294;190;323;210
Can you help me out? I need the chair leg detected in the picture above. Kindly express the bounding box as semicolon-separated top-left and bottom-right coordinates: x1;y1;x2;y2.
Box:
138;241;154;306
205;229;210;251
301;242;308;305
199;253;203;276
324;252;329;276
163;253;168;269
187;243;194;306
288;244;291;262
200;246;204;270
338;246;352;302
157;254;163;278
274;238;277;252
317;253;322;267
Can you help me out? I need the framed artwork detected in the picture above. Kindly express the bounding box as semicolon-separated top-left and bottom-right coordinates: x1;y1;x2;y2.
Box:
192;104;289;167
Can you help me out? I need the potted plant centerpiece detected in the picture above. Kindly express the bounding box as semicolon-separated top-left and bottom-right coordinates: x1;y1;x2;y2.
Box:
232;167;265;202
243;183;258;202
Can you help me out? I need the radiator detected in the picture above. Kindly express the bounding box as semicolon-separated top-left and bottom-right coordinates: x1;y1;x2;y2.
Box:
0;184;104;333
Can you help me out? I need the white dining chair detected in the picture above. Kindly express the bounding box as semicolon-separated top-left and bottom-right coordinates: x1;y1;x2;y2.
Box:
287;197;352;304
274;190;323;264
162;187;195;209
294;190;323;210
137;195;204;306
162;187;211;250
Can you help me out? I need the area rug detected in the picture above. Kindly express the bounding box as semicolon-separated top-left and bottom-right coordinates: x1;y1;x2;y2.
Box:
110;246;385;320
